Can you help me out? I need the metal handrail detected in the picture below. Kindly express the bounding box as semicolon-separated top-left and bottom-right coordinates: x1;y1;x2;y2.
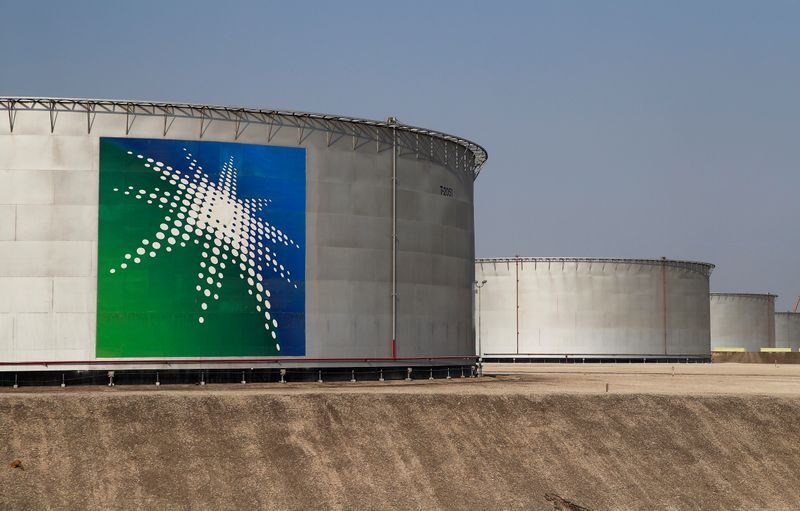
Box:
476;257;715;277
710;292;777;299
0;96;488;178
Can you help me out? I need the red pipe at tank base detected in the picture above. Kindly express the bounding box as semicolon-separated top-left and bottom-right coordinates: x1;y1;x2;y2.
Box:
0;355;476;367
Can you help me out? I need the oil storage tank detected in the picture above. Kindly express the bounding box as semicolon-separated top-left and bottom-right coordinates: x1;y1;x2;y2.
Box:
774;312;800;351
475;257;714;360
710;293;776;352
0;98;486;373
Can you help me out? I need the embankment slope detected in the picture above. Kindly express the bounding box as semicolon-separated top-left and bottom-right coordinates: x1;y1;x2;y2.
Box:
1;387;799;510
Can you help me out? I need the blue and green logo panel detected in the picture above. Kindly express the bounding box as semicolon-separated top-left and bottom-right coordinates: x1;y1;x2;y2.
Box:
97;137;306;357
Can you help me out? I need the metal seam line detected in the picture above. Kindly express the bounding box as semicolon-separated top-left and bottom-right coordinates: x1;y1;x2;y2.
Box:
391;123;398;359
516;257;520;355
662;256;668;355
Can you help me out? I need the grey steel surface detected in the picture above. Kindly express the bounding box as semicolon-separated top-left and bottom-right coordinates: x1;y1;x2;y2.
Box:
0;99;480;370
710;293;776;352
774;312;800;351
475;257;714;357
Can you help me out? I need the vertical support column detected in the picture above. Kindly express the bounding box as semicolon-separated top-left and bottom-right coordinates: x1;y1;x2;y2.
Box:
515;257;520;354
391;124;398;359
661;257;668;355
478;284;482;359
769;297;775;348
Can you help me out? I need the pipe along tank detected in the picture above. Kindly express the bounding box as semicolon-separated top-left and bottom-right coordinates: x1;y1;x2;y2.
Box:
0;98;487;375
710;293;776;352
475;257;714;360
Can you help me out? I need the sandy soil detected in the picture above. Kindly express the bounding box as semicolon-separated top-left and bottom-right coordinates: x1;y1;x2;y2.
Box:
482;362;800;395
1;365;799;510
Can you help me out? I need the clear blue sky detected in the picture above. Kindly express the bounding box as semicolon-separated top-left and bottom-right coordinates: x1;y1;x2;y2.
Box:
2;0;799;309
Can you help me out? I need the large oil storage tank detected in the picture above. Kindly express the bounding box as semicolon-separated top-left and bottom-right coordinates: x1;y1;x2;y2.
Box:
709;293;776;352
0;97;486;374
774;312;800;351
475;257;714;360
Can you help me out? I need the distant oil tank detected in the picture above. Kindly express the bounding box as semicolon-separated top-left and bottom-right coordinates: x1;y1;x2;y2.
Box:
774;312;800;351
475;257;714;360
710;293;776;352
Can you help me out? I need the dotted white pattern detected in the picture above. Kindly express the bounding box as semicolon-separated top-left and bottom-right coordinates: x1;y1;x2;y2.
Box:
108;147;301;352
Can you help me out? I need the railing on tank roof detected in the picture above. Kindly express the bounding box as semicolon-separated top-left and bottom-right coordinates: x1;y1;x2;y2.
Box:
0;97;488;179
710;292;777;299
476;257;715;277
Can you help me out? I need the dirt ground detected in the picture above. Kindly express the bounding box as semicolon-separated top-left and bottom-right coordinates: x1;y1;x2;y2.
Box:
482;361;800;395
2;364;800;510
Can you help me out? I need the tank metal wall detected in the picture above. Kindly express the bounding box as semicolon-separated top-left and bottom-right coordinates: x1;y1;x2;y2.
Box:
0;102;478;369
774;313;800;351
709;294;775;352
475;258;713;357
396;156;474;358
307;129;474;360
475;260;518;355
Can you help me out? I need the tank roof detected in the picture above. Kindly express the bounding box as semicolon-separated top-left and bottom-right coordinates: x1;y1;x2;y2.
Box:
476;257;714;276
0;96;488;178
710;292;778;299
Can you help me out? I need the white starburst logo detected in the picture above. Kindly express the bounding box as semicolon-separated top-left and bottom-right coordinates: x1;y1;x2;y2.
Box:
107;147;301;352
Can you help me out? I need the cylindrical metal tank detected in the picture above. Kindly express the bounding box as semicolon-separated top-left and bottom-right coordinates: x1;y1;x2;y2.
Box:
0;98;486;371
475;257;714;359
709;293;776;352
774;312;800;351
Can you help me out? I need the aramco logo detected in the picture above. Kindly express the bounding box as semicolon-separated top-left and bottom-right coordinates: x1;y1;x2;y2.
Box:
97;138;306;358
